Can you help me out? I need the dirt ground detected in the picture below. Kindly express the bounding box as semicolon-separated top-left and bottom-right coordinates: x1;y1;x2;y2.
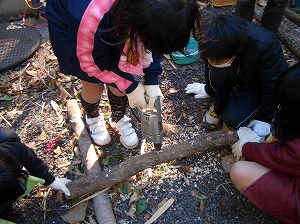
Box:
0;4;299;224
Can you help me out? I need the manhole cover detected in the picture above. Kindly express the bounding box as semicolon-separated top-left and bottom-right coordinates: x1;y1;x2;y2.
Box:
0;22;41;72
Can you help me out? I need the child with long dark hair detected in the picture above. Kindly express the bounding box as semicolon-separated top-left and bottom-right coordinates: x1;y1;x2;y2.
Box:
0;128;71;206
231;63;300;223
46;0;201;149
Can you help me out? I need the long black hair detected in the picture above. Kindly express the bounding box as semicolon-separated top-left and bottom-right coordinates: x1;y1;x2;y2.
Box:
107;0;201;55
273;63;300;144
198;14;249;62
0;151;28;206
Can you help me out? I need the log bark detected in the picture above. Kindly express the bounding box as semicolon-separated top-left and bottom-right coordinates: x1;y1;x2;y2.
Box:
67;99;116;224
254;5;300;59
284;7;300;27
66;129;238;199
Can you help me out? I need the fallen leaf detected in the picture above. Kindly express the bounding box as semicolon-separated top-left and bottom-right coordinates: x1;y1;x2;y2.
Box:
125;204;136;219
200;199;204;212
183;175;190;186
62;202;87;224
128;192;141;206
168;88;179;94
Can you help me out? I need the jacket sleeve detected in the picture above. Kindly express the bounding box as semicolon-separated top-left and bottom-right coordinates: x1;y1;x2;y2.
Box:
242;139;300;178
0;142;55;185
255;35;288;123
143;54;162;85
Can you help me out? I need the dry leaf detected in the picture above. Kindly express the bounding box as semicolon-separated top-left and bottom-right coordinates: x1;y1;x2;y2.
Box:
56;160;70;168
183;175;190;186
125;204;136;219
54;146;62;158
168;88;179;94
128;192;141;206
63;202;87;224
26;70;38;76
39;131;47;141
200;199;205;212
182;111;187;120
191;190;197;197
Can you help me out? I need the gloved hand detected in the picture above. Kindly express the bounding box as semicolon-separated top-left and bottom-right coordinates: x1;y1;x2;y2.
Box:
144;85;164;109
126;83;147;109
0;128;21;143
247;120;271;137
49;177;71;196
231;127;262;161
185;83;210;99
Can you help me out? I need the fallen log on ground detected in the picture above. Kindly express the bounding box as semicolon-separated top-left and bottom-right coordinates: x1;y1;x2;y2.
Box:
254;5;300;59
67;99;116;224
66;130;238;199
284;7;300;27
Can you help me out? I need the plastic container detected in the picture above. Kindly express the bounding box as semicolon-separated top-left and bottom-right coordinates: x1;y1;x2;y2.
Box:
171;37;199;65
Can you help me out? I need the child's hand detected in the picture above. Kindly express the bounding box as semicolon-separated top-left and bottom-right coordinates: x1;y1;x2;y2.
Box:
144;85;164;109
49;177;72;196
247;120;271;137
185;83;210;99
231;127;262;161
126;83;147;109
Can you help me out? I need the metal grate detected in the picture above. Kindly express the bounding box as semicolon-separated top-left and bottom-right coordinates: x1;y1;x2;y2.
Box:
0;22;41;71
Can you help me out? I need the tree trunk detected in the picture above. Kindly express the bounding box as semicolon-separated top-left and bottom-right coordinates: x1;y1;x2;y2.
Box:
67;99;116;224
254;5;300;59
66;130;238;199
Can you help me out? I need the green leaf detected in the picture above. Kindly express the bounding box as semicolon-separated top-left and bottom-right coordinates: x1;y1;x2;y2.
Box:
132;188;142;194
168;162;183;169
102;156;111;166
186;127;194;132
196;194;207;200
135;199;148;215
111;154;124;161
192;77;199;81
3;95;16;101
32;92;40;100
119;182;131;194
1;76;9;82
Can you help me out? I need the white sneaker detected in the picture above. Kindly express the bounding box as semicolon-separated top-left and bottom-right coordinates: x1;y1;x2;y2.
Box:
86;114;111;146
109;115;138;149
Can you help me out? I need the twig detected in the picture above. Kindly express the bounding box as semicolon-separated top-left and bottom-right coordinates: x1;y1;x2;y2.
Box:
0;114;12;127
215;181;233;193
171;71;181;79
19;120;32;136
43;188;51;219
145;198;175;224
70;187;111;208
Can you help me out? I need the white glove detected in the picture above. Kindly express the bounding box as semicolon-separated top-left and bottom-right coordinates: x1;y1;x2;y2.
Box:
185;83;210;99
247;120;271;137
49;177;71;196
144;85;164;109
126;83;147;109
231;127;262;161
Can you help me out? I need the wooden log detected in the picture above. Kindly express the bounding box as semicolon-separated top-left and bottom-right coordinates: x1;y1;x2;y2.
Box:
66;130;238;199
284;7;300;27
254;5;300;59
67;99;116;224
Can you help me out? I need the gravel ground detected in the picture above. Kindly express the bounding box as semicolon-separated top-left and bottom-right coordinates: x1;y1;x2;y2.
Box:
0;5;298;224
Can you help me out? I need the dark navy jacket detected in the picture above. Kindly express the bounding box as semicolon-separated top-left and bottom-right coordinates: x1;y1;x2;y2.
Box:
204;21;288;124
46;0;161;94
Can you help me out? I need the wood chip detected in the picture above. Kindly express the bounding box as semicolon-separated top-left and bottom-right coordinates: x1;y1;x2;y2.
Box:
145;198;175;224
